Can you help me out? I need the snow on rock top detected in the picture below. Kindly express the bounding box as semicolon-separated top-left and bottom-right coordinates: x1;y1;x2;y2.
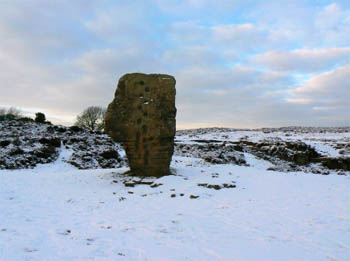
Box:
1;121;350;174
0;120;127;170
175;127;350;174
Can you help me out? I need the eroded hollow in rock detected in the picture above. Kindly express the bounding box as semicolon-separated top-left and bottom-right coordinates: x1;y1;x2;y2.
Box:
105;73;176;177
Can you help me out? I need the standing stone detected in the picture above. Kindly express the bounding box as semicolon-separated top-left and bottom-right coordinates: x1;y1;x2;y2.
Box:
105;73;176;177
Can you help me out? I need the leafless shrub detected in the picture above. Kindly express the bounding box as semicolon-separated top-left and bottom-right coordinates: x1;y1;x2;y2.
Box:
74;106;106;131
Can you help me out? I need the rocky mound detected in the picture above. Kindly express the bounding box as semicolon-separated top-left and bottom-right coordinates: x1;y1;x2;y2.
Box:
0;120;127;170
321;157;350;171
238;138;321;165
176;127;350;174
174;138;322;171
2;122;349;174
175;142;246;165
176;126;350;136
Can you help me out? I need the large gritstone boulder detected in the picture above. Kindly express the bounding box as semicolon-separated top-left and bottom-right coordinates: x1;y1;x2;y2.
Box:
105;73;176;177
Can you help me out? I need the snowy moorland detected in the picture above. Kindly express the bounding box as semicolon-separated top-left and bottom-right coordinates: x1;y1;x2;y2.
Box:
1;122;350;260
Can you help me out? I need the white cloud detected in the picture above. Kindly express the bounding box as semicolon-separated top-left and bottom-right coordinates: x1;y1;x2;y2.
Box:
286;98;312;105
84;3;149;41
289;66;350;111
72;48;160;75
167;21;272;57
168;21;208;44
1;0;350;128
253;47;350;72
161;46;226;69
175;66;260;91
212;24;266;50
314;3;350;45
154;0;250;14
315;3;350;30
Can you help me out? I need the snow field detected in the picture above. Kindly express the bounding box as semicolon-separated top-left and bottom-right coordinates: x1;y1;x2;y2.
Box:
1;154;350;260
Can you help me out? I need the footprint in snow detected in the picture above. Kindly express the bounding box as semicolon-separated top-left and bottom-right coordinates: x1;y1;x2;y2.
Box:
24;248;38;253
57;229;71;235
86;238;95;245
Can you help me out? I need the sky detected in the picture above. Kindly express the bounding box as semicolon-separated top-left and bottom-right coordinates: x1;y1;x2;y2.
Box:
0;0;349;129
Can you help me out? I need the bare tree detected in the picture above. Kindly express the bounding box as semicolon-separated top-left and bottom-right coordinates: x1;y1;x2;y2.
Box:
0;107;23;120
0;108;6;116
74;106;106;131
7;107;22;117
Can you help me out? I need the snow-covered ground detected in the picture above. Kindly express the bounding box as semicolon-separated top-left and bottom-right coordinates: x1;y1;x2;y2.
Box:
1;144;350;260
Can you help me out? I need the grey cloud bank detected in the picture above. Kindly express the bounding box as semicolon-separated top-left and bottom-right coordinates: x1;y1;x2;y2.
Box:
0;0;349;128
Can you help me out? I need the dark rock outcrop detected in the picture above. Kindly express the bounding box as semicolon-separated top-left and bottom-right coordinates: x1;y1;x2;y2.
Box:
252;139;321;166
0;120;126;170
175;143;246;165
321;157;350;171
105;73;176;177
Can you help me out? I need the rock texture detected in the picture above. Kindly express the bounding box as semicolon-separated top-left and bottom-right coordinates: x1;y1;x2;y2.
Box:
0;120;126;170
105;73;176;177
175;142;246;165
